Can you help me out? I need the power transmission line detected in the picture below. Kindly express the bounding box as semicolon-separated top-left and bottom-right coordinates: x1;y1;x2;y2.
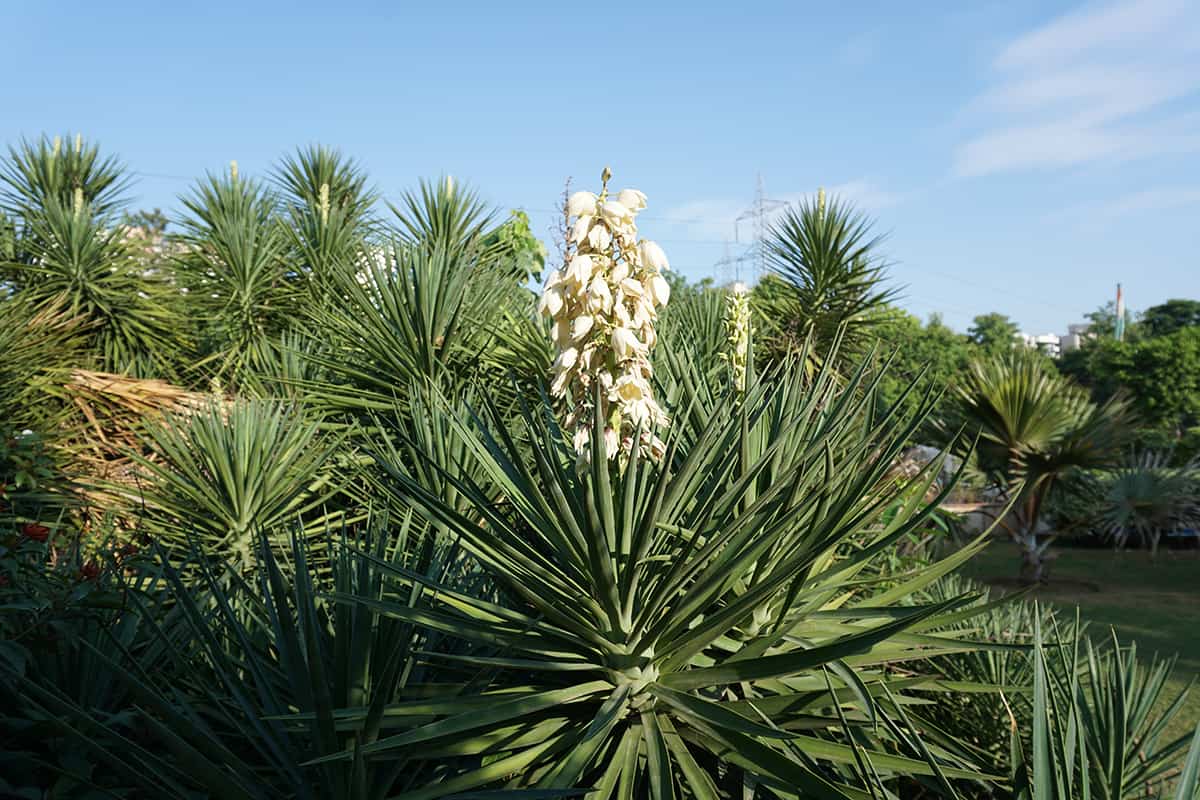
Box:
734;173;787;282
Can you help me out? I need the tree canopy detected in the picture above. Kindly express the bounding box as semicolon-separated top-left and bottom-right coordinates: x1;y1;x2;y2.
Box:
966;312;1020;353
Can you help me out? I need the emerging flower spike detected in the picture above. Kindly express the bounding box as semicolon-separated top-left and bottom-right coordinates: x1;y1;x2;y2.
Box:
722;283;752;394
541;168;670;465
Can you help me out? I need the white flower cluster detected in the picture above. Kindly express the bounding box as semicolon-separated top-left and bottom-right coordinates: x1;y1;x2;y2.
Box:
538;169;670;464
723;283;751;394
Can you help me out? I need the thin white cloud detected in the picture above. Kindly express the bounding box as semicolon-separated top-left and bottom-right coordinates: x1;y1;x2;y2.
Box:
995;0;1191;69
660;179;900;242
954;0;1200;177
1044;184;1200;228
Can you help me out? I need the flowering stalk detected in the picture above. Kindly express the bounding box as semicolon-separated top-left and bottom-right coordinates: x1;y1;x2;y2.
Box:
538;168;670;465
722;283;752;394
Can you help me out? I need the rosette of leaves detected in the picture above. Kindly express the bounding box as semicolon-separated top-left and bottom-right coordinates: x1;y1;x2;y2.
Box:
341;356;1003;797
128;399;342;569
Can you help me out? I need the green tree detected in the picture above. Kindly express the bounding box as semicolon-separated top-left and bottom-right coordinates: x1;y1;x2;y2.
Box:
966;312;1019;353
1141;297;1200;337
1108;328;1200;436
120;207;170;237
873;311;975;430
1082;299;1139;340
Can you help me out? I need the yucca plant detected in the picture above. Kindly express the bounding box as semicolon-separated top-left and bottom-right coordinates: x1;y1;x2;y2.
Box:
0;134;130;218
305;236;515;415
0;297;86;432
273;145;378;313
953;351;1133;582
916;574;1079;772
758;189;898;363
341;349;1007;797
5;522;475;800
127;399;342;569
8;197;184;376
390;176;495;255
174;170;294;386
1014;613;1200;800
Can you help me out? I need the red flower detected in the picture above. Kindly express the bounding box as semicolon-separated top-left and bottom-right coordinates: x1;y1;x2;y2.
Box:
21;523;50;542
0;574;10;588
79;562;100;581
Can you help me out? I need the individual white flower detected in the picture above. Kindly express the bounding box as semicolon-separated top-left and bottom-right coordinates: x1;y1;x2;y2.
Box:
611;326;642;359
601;200;633;227
647;274;670;306
614;373;650;403
571;315;595;340
553;347;579;372
603;427;620;458
579;343;600;371
613;299;632;327
571;215;593;244
646;433;667;460
565;254;595;286
587;276;613;314
616;188;647;212
551;367;572;396
611;260;630;284
631;297;654;328
538;286;563;317
567;191;598;217
620;277;645;297
573;426;590;453
586;223;612;251
638;240;669;272
550;318;570;347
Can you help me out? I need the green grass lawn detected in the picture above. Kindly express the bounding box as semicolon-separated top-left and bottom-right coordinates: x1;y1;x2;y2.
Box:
958;541;1200;743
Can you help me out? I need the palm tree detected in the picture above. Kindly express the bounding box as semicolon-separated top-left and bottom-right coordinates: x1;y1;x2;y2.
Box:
955;351;1132;582
1100;451;1200;556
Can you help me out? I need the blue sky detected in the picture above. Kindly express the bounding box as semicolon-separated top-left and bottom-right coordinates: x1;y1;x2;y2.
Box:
4;0;1198;333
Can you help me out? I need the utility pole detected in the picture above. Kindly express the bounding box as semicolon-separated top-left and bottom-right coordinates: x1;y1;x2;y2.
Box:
713;240;749;287
734;173;787;282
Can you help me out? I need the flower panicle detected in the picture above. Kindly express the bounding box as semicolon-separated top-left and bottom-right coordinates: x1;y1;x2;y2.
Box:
722;283;752;394
539;168;670;466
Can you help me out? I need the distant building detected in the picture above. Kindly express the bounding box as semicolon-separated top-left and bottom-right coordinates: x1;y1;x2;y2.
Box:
1060;323;1092;353
1015;323;1091;358
1017;332;1062;357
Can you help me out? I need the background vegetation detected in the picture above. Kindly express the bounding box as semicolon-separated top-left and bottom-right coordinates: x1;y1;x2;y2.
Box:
2;134;1199;799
